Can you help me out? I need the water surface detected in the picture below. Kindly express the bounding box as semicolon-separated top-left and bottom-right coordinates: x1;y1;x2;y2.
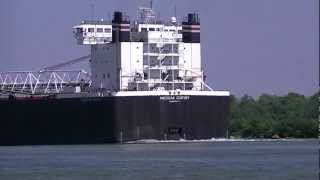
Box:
0;140;317;180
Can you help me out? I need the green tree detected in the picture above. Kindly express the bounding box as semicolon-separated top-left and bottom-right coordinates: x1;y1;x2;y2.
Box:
229;92;318;138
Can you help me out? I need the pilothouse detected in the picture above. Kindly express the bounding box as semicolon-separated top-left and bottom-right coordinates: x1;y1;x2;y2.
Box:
73;7;211;93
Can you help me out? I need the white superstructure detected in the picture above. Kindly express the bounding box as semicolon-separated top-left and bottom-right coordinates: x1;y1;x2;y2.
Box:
73;20;112;45
73;7;213;93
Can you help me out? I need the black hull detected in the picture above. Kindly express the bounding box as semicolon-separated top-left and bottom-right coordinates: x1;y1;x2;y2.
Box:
0;95;229;145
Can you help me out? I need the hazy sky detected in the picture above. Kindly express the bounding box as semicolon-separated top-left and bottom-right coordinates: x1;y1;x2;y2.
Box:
0;0;318;97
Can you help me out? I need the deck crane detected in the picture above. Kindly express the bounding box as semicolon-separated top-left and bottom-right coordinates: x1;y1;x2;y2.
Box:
39;55;91;72
0;55;92;94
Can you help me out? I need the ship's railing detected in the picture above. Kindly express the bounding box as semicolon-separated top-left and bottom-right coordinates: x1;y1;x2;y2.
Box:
81;20;112;25
121;68;212;92
0;70;91;94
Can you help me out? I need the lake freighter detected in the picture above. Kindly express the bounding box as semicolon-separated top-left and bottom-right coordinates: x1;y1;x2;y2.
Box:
0;7;230;145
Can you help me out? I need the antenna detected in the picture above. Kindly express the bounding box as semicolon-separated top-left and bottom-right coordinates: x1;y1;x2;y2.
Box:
108;12;111;21
90;0;95;21
174;5;177;17
150;0;153;9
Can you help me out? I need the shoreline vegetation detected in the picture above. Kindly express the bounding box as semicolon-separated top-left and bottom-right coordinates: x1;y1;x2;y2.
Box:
229;92;319;139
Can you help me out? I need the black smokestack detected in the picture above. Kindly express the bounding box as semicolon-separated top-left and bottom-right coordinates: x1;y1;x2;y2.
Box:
113;11;123;23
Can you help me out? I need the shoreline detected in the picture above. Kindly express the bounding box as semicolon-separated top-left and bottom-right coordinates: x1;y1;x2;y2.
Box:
126;138;317;144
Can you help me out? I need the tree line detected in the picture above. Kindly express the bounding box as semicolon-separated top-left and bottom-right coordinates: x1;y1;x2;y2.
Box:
229;92;318;138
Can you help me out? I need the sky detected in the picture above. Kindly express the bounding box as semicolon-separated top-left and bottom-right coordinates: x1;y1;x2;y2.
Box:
0;0;318;97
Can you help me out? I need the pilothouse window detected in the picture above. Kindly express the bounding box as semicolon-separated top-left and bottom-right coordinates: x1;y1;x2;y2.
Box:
88;28;94;32
97;28;103;32
76;28;83;33
104;28;111;33
141;28;147;32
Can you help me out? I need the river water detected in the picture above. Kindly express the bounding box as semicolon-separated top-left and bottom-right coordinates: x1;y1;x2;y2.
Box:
0;140;317;180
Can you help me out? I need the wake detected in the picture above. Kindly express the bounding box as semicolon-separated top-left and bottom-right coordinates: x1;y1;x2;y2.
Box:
126;138;308;144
